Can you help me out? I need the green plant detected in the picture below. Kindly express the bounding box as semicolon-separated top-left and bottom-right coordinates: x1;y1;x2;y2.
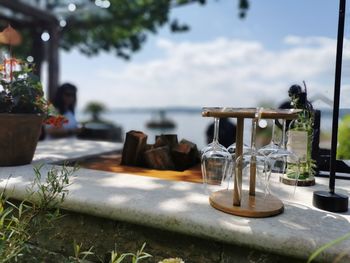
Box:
308;232;350;263
0;164;180;262
7;0;250;73
69;240;94;263
0;61;66;125
337;115;350;159
0;59;44;114
0;42;66;127
0;165;184;263
84;101;107;122
128;243;152;263
106;243;152;263
30;164;77;211
0;164;75;262
67;242;152;263
286;94;316;179
0;197;33;262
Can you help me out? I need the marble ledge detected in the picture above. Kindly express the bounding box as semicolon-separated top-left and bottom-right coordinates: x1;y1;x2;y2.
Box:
0;138;350;262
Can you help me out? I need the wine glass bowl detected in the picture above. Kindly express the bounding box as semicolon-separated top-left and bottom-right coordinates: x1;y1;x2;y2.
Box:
258;119;284;157
259;118;301;197
201;146;232;194
201;117;233;194
267;150;300;198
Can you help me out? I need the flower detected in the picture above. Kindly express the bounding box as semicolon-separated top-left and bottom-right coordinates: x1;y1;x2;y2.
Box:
44;115;68;128
0;54;66;127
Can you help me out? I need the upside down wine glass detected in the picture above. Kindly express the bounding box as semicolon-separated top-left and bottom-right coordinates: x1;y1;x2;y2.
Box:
201;118;227;154
258;119;282;156
201;117;233;194
264;118;300;199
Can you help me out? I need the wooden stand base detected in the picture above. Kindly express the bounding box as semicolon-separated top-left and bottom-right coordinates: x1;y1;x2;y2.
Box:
280;174;315;186
209;190;284;218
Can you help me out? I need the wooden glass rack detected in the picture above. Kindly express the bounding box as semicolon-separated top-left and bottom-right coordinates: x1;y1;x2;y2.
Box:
202;107;300;218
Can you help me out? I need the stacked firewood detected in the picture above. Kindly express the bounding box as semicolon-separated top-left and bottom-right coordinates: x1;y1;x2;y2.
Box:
121;130;199;171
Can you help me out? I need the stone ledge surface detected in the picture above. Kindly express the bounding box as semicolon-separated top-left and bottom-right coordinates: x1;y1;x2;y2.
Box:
0;138;350;262
34;138;123;164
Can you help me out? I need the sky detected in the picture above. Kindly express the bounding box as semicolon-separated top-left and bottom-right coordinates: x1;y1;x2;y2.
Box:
57;0;350;110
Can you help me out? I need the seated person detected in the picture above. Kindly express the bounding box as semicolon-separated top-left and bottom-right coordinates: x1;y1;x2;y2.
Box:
206;118;236;148
46;83;81;138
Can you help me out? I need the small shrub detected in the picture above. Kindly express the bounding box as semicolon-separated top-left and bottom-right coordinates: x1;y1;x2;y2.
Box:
337;115;350;159
0;164;74;262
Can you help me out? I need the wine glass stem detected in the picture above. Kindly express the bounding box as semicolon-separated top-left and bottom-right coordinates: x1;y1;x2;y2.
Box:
249;115;259;196
282;119;286;149
251;118;257;152
213;117;220;143
271;119;276;145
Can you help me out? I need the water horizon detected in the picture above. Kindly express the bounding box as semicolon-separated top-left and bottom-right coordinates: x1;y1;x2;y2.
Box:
76;106;350;150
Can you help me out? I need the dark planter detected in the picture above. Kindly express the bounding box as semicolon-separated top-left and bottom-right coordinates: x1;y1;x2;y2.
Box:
0;113;44;166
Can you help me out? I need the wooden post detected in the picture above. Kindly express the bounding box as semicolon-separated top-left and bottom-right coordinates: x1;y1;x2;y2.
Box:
48;25;60;102
0;0;58;24
249;155;256;196
233;117;244;206
31;28;44;79
249;118;257;196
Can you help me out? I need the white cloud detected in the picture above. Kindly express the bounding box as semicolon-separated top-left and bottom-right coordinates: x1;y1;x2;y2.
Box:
284;35;336;47
61;35;350;109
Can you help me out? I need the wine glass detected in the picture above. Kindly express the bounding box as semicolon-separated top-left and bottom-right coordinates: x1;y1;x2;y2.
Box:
264;119;300;199
258;119;282;156
227;142;250;158
201;117;227;154
201;117;233;194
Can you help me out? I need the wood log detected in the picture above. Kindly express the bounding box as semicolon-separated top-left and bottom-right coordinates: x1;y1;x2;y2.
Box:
144;144;154;151
138;143;154;167
121;130;147;166
154;134;178;149
180;139;199;161
143;146;175;170
172;139;199;171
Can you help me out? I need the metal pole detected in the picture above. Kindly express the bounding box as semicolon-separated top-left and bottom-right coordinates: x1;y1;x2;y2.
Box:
329;0;346;193
313;0;348;212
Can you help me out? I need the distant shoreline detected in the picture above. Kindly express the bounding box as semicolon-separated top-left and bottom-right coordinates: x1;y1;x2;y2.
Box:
79;106;203;114
77;106;350;116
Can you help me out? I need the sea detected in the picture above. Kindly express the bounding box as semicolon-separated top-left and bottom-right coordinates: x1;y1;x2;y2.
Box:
76;107;350;150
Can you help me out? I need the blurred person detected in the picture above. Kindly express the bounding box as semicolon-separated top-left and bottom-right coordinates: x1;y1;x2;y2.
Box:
46;83;81;138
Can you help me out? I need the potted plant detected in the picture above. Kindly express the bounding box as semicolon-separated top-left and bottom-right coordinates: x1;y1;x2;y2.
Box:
0;54;65;166
0;25;66;166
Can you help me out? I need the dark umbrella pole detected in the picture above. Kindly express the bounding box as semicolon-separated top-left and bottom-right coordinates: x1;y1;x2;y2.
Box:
313;0;349;212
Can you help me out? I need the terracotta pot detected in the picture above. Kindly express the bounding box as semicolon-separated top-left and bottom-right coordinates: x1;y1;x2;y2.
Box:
0;113;44;166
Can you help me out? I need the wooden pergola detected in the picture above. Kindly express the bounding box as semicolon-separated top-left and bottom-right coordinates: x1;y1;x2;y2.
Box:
0;0;60;101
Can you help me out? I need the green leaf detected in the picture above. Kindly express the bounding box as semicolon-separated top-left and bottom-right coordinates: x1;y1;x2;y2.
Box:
307;232;350;263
